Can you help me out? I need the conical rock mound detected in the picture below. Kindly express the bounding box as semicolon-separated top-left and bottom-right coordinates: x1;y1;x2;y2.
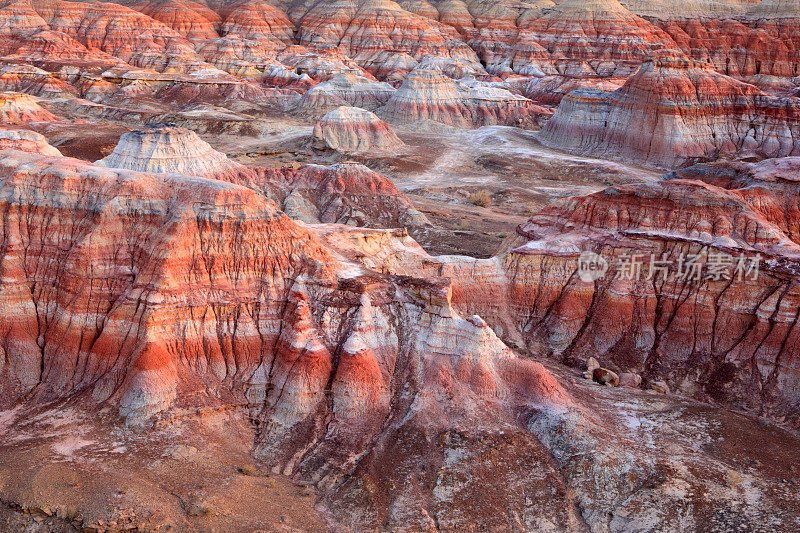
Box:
95;123;247;180
312;106;404;153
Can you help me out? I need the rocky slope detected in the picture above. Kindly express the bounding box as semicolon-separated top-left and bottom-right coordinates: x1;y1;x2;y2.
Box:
293;0;484;80
319;155;800;424
500;157;800;420
295;72;396;117
0;91;57;123
2;1;800;530
539;56;800;168
4;146;800;532
0;148;592;530
255;161;428;230
0;128;62;155
0;0;798;85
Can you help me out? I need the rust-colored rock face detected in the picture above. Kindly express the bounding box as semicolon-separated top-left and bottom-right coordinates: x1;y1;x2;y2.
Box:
4;1;800;530
0;91;57;123
257;161;429;230
296;72;396;116
0;0;797;85
0;128;62;155
0;149;591;530
294;0;483;79
500;157;800;417
540;56;800;168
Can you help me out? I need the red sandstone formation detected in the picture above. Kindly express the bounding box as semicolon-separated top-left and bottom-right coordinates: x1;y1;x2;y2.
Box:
320;155;800;421
0;128;61;155
277;46;372;82
0;64;77;98
507;0;683;78
643;0;800;78
0;149;585;530
294;0;483;79
516;74;626;106
539;56;800;168
312;106;404;153
256;161;429;230
0;0;205;72
0;91;57;123
125;0;222;41
295;72;396;116
500;157;800;417
3;1;800;530
381;67;549;128
0;0;797;93
92;124;423;229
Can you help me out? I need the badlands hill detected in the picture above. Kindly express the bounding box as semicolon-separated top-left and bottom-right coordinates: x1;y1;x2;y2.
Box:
312;106;404;153
1;122;800;530
1;124;800;530
540;56;800;168
1;0;800;530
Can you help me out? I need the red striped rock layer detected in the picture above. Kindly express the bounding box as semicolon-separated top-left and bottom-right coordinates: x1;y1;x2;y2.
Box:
254;161;429;229
497;0;683;77
0;0;205;72
500;159;800;418
295;72;396;117
0;129;62;155
1;0;800;88
0;149;578;529
0;91;57;123
380;68;549;128
316;157;800;421
293;0;483;79
0;65;77;98
657;17;800;79
121;0;295;47
640;0;800;78
312;106;404;153
0;150;339;418
539;57;800;169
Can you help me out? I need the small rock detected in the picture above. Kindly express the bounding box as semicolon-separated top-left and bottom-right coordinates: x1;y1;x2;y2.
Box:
649;381;670;394
593;368;619;387
586;357;600;372
619;372;642;388
581;371;593;380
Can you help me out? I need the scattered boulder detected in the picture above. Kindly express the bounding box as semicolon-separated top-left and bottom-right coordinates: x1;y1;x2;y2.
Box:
649;381;670;394
619;372;642;388
593;368;620;387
